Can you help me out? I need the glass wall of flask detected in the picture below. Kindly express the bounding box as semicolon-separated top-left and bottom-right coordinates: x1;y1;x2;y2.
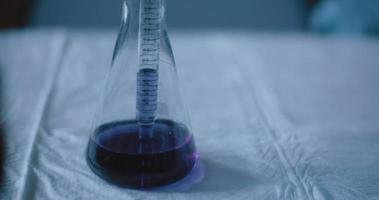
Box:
86;0;198;188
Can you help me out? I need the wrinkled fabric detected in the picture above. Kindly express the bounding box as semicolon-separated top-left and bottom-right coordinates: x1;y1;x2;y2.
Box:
0;30;378;200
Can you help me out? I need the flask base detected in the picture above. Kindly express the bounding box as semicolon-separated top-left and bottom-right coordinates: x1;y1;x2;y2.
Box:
86;119;198;188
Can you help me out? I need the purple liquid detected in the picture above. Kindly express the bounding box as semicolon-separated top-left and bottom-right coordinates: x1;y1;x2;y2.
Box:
86;119;197;188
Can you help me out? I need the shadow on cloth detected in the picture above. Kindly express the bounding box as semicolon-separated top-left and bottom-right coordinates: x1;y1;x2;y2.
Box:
155;153;259;193
0;127;4;185
0;67;5;185
0;63;7;186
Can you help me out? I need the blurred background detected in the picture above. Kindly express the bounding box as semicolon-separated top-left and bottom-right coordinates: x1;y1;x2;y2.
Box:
0;0;378;35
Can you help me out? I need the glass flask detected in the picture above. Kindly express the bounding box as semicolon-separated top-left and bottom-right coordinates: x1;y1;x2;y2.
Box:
86;0;198;188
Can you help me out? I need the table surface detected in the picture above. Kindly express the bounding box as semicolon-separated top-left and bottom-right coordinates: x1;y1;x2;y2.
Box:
0;30;379;200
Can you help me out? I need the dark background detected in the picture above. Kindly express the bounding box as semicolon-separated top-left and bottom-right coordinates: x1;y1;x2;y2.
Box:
0;0;316;30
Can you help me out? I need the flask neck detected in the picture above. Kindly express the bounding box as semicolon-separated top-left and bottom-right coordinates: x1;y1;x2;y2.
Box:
122;0;166;25
113;0;168;65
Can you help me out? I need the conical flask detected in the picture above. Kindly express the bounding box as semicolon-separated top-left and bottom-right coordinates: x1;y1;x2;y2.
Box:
86;0;198;188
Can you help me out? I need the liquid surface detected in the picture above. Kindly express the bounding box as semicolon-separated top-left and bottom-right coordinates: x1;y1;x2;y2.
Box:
87;119;197;188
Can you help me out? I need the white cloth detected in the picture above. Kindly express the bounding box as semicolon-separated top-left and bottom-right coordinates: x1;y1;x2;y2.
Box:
0;30;378;200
